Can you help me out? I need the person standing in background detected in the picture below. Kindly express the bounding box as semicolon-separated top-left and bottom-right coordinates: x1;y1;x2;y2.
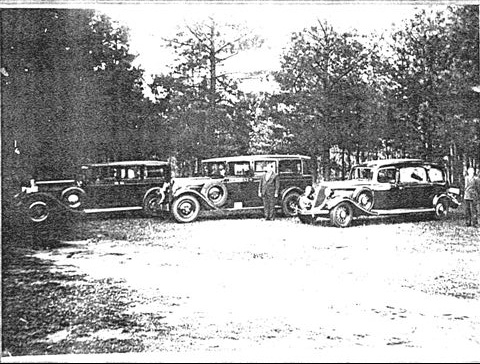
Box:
464;167;479;227
258;163;280;220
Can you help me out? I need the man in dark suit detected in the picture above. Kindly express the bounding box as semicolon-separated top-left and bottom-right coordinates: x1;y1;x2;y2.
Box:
258;163;280;220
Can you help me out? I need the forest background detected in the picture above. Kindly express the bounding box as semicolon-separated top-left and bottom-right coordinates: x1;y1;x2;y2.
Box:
1;5;479;219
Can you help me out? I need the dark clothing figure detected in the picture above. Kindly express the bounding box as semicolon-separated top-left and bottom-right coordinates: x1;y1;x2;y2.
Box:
258;170;280;220
465;200;477;227
464;171;479;226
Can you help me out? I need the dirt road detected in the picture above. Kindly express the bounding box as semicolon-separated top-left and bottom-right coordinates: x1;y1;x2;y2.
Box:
4;214;480;362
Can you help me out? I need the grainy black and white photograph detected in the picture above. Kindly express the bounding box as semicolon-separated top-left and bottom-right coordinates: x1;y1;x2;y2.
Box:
1;0;479;362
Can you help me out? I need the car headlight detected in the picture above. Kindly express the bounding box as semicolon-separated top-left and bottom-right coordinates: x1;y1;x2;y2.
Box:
304;185;313;196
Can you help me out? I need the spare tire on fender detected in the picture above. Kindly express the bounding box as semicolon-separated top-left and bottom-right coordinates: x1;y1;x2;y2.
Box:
353;188;374;211
201;181;228;207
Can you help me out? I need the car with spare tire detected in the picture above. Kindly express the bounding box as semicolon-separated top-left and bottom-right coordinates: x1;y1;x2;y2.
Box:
169;154;313;223
15;160;171;224
297;158;460;227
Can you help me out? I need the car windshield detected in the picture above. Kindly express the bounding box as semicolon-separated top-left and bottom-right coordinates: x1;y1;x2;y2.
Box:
349;167;373;181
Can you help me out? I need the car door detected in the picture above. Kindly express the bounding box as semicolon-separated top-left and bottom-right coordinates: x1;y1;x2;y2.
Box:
374;167;400;209
397;166;432;208
278;159;304;191
117;166;145;207
252;159;277;207
224;160;258;208
84;166;124;208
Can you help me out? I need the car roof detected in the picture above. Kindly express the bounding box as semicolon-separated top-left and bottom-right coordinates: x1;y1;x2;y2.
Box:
202;154;311;163
83;160;169;168
354;158;443;169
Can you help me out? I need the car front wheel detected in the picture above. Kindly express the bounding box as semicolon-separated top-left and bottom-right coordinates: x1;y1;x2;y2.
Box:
26;199;51;223
330;202;354;228
172;195;200;223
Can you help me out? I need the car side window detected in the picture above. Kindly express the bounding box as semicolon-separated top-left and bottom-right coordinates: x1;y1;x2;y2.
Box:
302;159;312;175
228;162;251;176
279;160;301;174
399;167;427;183
254;161;276;174
427;167;446;183
377;167;397;184
145;166;166;179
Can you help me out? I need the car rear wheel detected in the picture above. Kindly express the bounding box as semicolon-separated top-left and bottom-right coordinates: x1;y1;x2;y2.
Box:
172;195;200;223
434;198;449;220
282;191;301;217
143;192;166;217
330;202;354;228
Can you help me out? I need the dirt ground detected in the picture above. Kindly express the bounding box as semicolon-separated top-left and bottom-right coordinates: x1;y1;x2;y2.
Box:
2;211;480;362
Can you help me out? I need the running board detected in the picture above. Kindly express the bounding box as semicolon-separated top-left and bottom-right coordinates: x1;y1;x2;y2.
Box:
371;208;435;215
83;206;143;214
220;206;283;211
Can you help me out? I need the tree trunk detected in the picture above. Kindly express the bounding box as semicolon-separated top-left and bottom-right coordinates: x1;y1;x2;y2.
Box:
209;22;216;110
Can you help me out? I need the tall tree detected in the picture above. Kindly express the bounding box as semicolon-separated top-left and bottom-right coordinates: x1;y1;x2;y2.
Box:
1;9;153;180
156;18;262;173
273;21;383;180
383;6;479;181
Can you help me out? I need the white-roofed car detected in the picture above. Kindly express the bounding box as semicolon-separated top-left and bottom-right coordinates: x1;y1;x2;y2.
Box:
297;159;460;227
169;154;313;223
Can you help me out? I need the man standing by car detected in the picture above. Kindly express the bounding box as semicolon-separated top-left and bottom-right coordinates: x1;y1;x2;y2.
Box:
464;167;479;227
258;163;280;220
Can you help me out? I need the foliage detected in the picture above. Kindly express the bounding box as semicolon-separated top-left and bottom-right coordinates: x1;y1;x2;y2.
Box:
1;9;166;181
380;5;479;184
152;18;263;172
272;21;385;178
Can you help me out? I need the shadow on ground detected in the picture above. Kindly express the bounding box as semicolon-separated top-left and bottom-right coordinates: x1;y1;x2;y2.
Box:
1;217;169;357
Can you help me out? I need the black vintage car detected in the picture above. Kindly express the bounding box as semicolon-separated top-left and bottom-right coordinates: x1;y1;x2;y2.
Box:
16;160;171;223
297;159;460;227
169;154;313;223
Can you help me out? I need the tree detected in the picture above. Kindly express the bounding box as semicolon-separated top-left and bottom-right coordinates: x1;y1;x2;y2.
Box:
155;18;263;173
1;9;156;180
383;6;479;182
273;21;383;180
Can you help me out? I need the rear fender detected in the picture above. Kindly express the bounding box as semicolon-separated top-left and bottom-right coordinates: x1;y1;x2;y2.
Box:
143;184;169;205
281;186;303;201
433;193;460;209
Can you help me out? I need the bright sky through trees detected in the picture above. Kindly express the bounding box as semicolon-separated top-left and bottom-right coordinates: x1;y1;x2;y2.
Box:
99;3;444;93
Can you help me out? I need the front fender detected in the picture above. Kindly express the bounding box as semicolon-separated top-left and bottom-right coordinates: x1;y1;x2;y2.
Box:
325;196;378;216
173;189;218;210
20;192;87;214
